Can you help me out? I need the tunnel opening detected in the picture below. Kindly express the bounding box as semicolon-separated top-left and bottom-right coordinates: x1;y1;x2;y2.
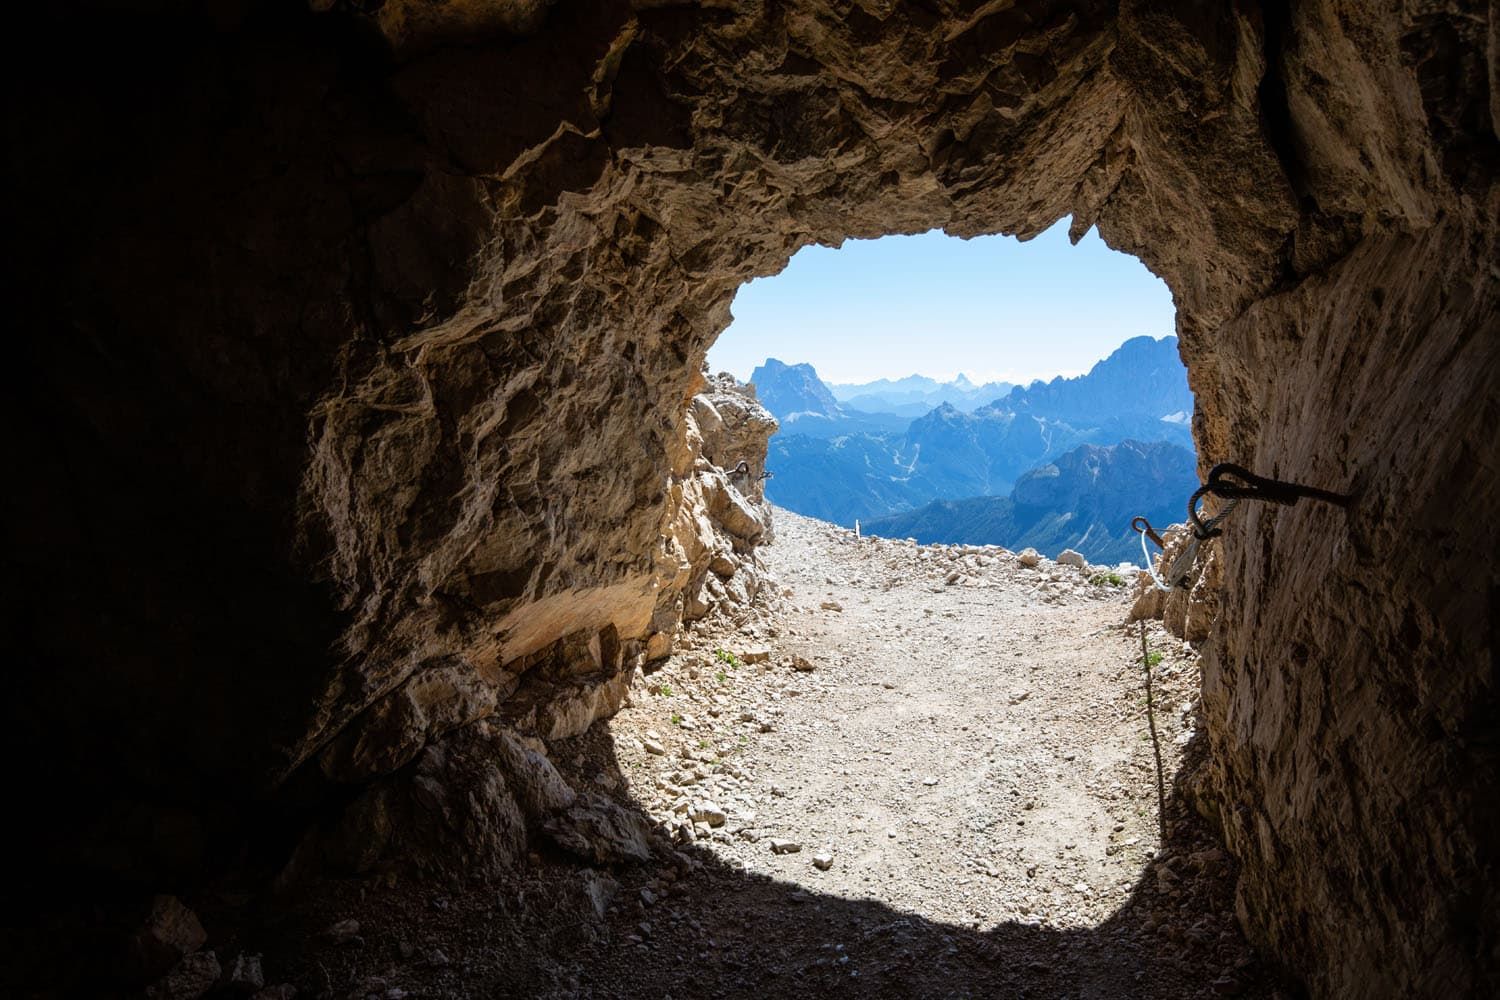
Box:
705;220;1194;567
481;208;1257;991
3;1;1496;997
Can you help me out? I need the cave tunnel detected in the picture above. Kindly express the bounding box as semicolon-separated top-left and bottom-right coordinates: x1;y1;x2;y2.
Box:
3;1;1497;997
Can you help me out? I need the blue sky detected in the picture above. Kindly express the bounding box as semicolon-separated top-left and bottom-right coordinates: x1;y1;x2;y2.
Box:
707;218;1176;386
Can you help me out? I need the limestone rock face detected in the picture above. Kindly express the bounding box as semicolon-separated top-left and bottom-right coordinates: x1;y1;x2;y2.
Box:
657;377;778;638
6;2;1497;997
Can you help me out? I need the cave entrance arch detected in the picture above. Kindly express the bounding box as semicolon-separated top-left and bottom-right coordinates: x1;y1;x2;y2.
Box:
705;222;1194;565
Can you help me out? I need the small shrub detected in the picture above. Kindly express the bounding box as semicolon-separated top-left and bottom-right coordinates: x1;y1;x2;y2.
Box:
653;682;674;697
715;669;729;684
670;712;683;726
713;648;743;669
1090;571;1127;587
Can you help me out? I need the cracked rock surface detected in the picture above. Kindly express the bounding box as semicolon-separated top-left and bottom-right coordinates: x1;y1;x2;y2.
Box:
5;2;1496;996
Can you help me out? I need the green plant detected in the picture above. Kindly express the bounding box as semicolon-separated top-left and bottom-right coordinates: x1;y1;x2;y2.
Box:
670;712;683;726
713;648;742;669
653;682;674;697
1090;571;1127;587
1145;651;1163;668
697;738;709;749
715;669;729;684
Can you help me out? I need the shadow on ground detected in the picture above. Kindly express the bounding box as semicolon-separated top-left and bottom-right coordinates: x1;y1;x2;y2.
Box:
246;721;1294;1000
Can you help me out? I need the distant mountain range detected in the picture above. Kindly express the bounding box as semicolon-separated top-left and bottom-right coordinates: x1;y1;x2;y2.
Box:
750;360;910;437
749;335;1196;550
863;439;1199;565
829;373;1015;417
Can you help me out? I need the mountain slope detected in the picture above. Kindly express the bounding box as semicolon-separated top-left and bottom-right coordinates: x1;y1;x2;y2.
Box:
764;432;932;524
760;335;1196;530
863;440;1199;564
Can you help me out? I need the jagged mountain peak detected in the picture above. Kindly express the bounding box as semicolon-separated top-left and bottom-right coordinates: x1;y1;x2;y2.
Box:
749;358;842;420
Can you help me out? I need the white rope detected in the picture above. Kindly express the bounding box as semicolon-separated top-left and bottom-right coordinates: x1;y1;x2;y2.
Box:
1142;529;1171;592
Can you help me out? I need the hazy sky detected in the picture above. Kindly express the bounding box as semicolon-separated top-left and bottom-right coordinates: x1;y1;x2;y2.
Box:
707;218;1176;386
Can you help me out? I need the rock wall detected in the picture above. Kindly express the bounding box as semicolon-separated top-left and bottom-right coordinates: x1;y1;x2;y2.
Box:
4;2;1496;996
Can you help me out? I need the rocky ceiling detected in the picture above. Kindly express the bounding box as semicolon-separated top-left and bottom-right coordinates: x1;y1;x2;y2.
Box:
4;1;1496;997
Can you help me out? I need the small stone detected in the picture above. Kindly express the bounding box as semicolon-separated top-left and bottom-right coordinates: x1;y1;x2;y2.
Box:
221;953;265;994
147;952;221;1000
737;645;772;663
1008;689;1030;705
689;802;728;827
921;776;939;786
769;839;802;854
790;654;816;672
321;918;361;946
1057;549;1087;569
248;987;297;1000
819;600;844;612
1017;548;1041;568
580;870;620;919
812;851;834;871
643;739;667;756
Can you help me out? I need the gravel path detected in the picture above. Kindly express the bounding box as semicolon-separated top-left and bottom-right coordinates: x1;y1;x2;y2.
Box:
622;511;1178;931
265;508;1286;999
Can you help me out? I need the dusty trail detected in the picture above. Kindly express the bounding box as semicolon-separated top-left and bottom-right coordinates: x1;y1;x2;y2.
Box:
269;509;1283;999
623;511;1173;931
